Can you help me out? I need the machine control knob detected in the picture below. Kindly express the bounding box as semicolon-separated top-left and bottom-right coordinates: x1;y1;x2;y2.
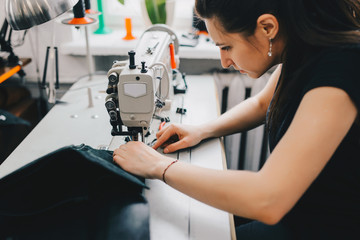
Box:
128;50;136;69
109;110;118;121
141;61;147;73
105;99;116;111
108;72;119;84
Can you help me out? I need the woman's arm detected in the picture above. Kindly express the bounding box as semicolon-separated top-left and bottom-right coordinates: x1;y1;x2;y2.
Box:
200;65;281;139
153;65;282;152
150;86;357;224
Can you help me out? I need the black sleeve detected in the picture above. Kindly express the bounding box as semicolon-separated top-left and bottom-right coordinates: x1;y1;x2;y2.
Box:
303;47;360;110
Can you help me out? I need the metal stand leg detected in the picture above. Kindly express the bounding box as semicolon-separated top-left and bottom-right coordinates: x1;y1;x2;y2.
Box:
41;46;50;88
84;26;94;81
41;46;60;104
55;47;59;89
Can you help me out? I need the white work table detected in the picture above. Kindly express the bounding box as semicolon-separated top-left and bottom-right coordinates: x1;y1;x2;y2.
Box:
0;75;235;240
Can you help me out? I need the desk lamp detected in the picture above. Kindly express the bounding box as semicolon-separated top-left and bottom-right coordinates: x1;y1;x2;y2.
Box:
62;0;97;81
5;0;78;31
5;0;78;105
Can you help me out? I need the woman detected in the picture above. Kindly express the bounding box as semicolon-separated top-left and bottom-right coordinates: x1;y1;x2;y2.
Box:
113;0;360;238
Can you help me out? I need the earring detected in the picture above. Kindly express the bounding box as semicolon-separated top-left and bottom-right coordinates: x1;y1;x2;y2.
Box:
268;38;273;57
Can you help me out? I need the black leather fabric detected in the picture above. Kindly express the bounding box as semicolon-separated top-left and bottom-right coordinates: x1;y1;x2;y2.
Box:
0;144;150;240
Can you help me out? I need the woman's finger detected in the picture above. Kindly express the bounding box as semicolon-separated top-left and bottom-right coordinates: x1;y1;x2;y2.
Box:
153;126;178;150
156;124;169;136
113;153;123;166
163;138;188;153
158;135;179;147
113;144;128;159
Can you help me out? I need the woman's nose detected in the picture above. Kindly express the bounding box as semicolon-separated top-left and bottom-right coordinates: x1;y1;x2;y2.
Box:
220;52;233;69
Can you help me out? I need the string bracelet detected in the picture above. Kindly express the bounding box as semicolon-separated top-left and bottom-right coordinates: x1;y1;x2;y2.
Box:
162;159;178;184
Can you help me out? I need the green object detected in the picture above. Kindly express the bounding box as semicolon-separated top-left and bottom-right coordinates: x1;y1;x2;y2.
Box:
94;0;112;34
117;0;167;25
145;0;167;24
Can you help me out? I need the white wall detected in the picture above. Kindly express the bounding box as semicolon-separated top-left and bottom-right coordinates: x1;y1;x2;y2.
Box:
17;23;92;83
1;1;87;82
1;0;195;84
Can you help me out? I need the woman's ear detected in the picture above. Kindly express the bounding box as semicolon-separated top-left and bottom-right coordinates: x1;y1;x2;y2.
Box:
257;14;279;39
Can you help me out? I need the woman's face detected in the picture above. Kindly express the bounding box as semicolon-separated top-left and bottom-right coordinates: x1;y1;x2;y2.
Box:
205;18;281;78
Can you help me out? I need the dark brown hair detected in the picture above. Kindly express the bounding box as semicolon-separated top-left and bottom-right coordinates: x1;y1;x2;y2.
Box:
195;0;360;133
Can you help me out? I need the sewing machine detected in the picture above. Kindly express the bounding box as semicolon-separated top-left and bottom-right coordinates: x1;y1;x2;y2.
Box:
105;25;182;142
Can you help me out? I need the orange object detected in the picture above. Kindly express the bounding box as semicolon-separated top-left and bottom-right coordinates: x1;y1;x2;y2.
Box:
0;65;21;84
197;30;208;36
159;121;166;130
67;16;94;25
123;18;136;40
169;43;176;69
85;9;99;15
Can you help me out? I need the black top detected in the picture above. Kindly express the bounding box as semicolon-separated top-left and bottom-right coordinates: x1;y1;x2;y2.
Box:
267;46;360;239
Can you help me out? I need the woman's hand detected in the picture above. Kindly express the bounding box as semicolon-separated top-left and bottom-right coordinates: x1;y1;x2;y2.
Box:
152;124;205;153
113;141;173;179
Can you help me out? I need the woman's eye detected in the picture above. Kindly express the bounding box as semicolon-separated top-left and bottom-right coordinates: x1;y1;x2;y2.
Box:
221;46;231;51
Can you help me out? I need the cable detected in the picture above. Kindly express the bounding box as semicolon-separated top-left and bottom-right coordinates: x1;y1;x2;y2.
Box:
148;62;170;100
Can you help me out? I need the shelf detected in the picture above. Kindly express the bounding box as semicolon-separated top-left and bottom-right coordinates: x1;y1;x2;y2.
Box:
60;29;220;60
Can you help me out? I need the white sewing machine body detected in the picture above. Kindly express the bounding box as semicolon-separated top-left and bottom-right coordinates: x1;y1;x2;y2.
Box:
105;25;180;141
